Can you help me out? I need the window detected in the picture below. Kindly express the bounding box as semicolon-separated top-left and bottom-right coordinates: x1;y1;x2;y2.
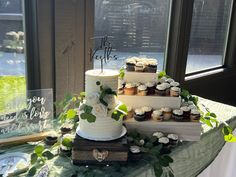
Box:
185;0;233;74
93;0;172;71
0;0;26;115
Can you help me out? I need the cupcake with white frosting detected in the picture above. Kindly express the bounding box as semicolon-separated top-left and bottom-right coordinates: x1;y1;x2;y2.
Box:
166;78;174;83
172;109;184;121
162;82;171;96
152;110;164;121
126;58;136;71
146;60;157;73
180;106;191;119
170;86;180;97
156;84;166;96
158;76;167;84
134;109;145;121
167;134;179;145
170;81;180;87
146;81;156;95
161;107;172;120
158;137;170;146
124;83;135;95
142;106;153;120
190;109;201;122
135;62;144;72
133;82;141;94
153;131;164;139
137;85;148;96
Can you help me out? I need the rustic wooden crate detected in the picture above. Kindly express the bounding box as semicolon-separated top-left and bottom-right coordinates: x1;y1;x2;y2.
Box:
125;118;201;141
72;135;129;165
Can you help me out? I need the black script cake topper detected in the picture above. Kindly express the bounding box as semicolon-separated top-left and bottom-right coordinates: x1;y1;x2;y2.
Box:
0;89;53;139
90;35;117;72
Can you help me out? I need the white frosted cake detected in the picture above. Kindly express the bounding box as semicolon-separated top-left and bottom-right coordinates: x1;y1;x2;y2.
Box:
78;69;125;140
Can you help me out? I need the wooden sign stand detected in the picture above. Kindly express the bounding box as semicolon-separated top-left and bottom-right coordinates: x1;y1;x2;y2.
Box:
0;131;56;147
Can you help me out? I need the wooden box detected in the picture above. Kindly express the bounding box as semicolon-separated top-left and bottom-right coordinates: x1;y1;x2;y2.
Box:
125;118;201;141
72;135;129;165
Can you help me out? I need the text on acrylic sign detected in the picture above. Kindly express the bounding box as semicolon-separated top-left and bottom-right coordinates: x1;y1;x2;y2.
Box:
0;89;53;139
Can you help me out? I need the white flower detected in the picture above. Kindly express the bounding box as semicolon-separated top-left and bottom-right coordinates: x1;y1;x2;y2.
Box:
92;103;107;117
139;139;145;146
86;93;100;105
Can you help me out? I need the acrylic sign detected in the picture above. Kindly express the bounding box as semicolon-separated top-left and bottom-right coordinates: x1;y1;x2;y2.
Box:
0;89;53;139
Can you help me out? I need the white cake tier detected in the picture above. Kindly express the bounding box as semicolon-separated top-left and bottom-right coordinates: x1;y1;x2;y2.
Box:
79;114;123;140
85;69;119;95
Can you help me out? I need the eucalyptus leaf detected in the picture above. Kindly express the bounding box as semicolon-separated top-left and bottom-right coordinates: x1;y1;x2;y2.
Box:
224;134;236;142
34;145;45;155
62;137;73;148
162;155;173;163
153;164;163;177
67;109;77;119
30;153;38;164
28;166;37;176
86;113;96;123
42;150;54;160
222;126;232;135
210;113;217;118
158;71;167;79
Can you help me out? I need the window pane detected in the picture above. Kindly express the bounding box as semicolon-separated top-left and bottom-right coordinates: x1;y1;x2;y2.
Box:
186;0;232;74
93;0;171;71
0;0;26;115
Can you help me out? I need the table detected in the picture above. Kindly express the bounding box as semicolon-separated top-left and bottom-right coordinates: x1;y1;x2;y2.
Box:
1;97;236;177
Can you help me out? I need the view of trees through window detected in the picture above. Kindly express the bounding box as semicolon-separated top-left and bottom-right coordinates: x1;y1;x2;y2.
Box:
186;0;233;73
93;0;171;71
0;0;26;115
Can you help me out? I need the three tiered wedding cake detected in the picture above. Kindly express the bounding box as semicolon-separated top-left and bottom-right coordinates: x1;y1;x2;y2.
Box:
77;69;126;141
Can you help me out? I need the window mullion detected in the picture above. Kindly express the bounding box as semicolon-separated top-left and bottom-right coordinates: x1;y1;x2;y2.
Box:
165;0;194;83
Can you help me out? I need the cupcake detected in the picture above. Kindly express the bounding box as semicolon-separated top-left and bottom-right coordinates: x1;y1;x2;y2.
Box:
142;106;153;120
134;109;145;121
126;58;136;71
158;76;167;84
153;132;164;139
145;81;156;95
170;81;180;87
137;85;148;96
158;137;169;146
126;106;134;119
188;104;197;110
167;134;179;146
190;109;201;122
161;107;172;120
180;106;191;120
133;82;141;94
135;62;144;72
170;87;180;97
162;82;171;96
118;82;124;95
124;83;136;95
152;110;164;121
172;109;184;121
166;78;174;83
146;60;157;73
156;84;166;96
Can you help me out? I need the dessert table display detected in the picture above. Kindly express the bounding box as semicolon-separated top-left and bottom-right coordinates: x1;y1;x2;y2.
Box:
1;53;236;177
0;97;236;177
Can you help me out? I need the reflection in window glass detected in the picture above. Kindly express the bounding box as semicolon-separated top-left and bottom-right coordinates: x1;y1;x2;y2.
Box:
0;0;26;115
94;0;171;71
186;0;233;74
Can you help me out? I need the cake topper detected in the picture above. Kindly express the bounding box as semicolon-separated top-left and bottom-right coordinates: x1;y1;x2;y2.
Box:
90;35;117;72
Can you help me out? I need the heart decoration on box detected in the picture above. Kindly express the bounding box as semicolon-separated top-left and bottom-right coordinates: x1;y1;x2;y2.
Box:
92;149;109;162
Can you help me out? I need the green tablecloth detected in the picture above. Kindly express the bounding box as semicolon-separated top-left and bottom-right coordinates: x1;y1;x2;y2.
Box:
1;97;236;177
